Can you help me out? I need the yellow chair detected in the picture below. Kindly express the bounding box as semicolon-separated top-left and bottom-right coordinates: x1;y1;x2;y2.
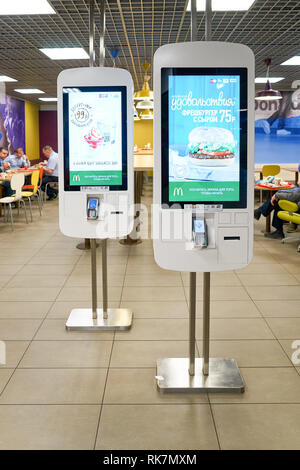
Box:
14;170;41;221
278;200;300;252
262;164;281;178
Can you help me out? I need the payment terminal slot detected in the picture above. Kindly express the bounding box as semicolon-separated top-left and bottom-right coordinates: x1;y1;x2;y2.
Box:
87;197;99;220
192;215;208;249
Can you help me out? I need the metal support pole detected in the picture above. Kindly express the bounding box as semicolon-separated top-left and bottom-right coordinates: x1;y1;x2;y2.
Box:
191;0;197;42
99;0;106;67
205;0;212;42
189;272;196;376
89;0;95;67
91;239;97;319
202;272;210;375
102;239;108;319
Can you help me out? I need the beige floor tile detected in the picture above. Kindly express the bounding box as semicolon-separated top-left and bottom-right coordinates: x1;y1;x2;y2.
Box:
181;271;241;286
126;256;158;268
72;264;127;276
0;368;107;404
0;342;30;368
126;264;169;275
0;276;11;288
210;367;300;404
124;273;182;287
121;286;186;302
266;318;300;339
279;340;300;366
96;404;218;450
0;287;61;302
111;341;194;368
250;254;277;264
35;319;114;341
0;256;31;265
78;255;128;265
27;256;80;265
186;286;250;301
57;286;122;302
202;318;274;340
6;275;68;288
17;264;74;276
0;319;42;340
197;340;291;367
213;404;300;450
0;369;14;393
237;273;299;287
0;302;52;319
0;405;100;450
47;301;120;319
246;286;300;301
19;341;112;368
236;263;288;274
282;264;300;274
104;368;208;404
65;273;124;287
115;319;189;341
197;300;261;318
255;300;300;317
119;301;188;318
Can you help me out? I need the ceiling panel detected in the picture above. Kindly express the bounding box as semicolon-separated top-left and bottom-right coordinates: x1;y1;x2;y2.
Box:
0;0;298;103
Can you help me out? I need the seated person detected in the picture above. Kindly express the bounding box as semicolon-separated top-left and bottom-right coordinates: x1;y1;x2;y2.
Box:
0;147;13;197
6;147;30;170
40;145;58;201
254;185;300;239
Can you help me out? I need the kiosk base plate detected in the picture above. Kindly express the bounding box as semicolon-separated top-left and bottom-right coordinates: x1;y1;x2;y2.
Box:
66;308;133;331
156;358;244;393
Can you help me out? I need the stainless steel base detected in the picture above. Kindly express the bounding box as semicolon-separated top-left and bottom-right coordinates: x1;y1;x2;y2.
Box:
66;308;133;331
156;358;244;393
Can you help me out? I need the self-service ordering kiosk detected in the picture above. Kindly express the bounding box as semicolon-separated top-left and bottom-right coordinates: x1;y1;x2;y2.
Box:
153;41;255;392
57;67;134;329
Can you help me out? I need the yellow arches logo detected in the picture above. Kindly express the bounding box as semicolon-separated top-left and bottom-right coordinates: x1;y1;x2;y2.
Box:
173;187;183;197
72;174;80;182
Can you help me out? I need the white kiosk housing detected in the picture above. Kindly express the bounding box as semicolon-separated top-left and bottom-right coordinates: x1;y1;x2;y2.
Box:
153;41;255;392
57;67;134;330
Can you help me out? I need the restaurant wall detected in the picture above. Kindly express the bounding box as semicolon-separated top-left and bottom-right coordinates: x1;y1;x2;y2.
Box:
25;101;40;161
134;119;153;148
39;110;58;159
0;95;25;155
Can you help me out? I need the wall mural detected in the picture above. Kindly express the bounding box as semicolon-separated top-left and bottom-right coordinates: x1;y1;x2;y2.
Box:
0;95;25;154
255;89;300;163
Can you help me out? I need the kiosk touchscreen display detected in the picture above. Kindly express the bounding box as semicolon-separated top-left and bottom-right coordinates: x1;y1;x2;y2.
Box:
161;68;248;208
63;86;127;191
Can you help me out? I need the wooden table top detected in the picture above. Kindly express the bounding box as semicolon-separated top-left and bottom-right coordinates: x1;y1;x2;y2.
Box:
0;168;37;182
134;154;153;171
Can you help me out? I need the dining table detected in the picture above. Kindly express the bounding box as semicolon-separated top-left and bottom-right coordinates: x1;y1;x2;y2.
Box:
0;167;37;217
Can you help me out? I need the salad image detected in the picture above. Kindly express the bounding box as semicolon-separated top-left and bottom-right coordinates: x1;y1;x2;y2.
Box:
84;127;104;149
188;127;236;167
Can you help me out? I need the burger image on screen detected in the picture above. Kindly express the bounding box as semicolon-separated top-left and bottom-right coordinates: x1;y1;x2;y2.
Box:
188;127;236;167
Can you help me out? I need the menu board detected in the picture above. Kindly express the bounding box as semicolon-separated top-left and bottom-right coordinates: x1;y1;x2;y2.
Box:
161;68;247;208
63;86;127;190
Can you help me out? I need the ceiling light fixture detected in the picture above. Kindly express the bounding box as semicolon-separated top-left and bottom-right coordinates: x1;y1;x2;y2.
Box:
187;0;255;11
40;48;89;60
0;75;17;82
281;56;300;66
255;77;284;84
255;59;282;101
136;99;154;110
0;0;55;15
140;109;153;120
39;97;57;102
15;89;44;94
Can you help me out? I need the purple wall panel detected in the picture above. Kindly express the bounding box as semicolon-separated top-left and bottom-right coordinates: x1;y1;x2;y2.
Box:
39;110;58;159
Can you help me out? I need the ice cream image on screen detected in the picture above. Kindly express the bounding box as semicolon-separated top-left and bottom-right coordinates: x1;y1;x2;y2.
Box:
188;127;236;167
84;127;104;149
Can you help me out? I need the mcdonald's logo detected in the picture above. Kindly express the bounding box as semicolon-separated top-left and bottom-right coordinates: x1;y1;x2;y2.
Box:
173;187;183;197
72;174;80;182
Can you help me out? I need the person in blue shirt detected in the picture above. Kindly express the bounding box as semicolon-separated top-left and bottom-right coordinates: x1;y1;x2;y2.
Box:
40;145;58;200
6;147;29;170
0;147;13;197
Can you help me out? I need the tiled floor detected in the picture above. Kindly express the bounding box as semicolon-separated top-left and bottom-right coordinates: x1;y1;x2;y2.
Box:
0;186;300;450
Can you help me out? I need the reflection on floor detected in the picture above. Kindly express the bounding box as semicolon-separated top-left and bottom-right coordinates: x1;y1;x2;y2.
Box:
0;183;300;450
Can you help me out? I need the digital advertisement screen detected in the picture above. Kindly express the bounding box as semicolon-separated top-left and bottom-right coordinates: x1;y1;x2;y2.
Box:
161;68;247;208
63;86;127;191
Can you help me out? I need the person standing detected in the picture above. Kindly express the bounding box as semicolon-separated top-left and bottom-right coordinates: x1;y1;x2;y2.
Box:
40;145;58;200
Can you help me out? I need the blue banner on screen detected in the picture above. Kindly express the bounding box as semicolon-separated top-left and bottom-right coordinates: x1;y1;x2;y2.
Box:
168;75;240;202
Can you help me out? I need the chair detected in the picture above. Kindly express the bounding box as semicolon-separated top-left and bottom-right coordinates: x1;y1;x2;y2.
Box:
277;199;300;252
259;164;281;203
0;173;28;231
22;167;44;209
44;180;58;202
16;170;41;221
